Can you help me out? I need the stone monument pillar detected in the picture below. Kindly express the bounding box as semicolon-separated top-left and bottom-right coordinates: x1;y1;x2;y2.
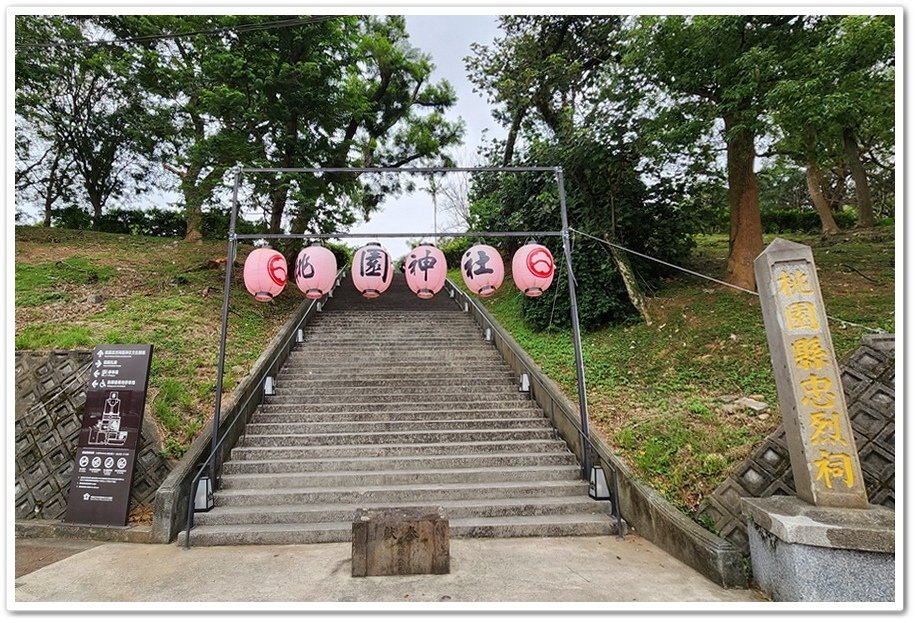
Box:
743;239;894;602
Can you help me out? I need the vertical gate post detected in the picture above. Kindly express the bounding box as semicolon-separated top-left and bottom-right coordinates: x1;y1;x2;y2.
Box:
209;167;242;486
555;167;592;479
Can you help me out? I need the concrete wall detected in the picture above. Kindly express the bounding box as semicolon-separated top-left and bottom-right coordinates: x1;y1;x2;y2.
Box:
445;281;748;588
14;351;172;521
698;333;895;553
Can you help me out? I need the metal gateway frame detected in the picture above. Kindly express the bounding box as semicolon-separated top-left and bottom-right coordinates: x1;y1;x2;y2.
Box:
184;165;617;547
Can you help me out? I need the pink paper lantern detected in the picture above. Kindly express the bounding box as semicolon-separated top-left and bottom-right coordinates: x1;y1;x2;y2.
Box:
294;245;337;300
512;243;555;297
243;247;287;302
352;243;393;298
404;244;447;299
461;244;504;297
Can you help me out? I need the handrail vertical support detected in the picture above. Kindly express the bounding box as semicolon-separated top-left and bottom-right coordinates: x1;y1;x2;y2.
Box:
556;167;592;480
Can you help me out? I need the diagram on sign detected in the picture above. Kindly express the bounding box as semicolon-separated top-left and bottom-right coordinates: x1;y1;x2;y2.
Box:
88;391;128;446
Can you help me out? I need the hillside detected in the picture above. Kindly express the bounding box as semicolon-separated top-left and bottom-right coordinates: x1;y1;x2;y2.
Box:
451;226;895;514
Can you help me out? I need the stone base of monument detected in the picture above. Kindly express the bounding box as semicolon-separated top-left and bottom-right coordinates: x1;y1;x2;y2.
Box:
351;507;450;577
742;496;894;602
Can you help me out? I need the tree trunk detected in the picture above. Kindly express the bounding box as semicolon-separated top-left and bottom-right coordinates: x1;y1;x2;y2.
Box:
88;191;103;230
826;164;847;213
269;186;288;234
182;163;204;243
603;235;652;326
724;115;764;291
805;161;840;236
843;127;876;228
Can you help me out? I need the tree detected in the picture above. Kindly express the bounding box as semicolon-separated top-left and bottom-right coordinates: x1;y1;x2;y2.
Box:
625;15;814;290
15;16;158;228
826;16;894;228
215;15;463;234
766;15;894;233
96;15;243;242
467;16;697;327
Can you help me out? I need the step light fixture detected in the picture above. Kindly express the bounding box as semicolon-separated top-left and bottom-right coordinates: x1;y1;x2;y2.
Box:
589;466;612;501
263;375;276;396
518;373;530;394
194;475;214;512
484;327;492;343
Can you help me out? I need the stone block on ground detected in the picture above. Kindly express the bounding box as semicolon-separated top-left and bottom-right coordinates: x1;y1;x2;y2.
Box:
351;506;449;577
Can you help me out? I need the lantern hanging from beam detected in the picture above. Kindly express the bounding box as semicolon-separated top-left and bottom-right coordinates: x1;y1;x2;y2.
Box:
294;245;337;300
512;243;555;297
243;247;287;301
405;244;447;299
461;244;504;297
352;242;393;298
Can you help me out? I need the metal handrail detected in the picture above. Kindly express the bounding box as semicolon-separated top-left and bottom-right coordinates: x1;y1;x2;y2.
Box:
182;269;343;549
447;282;626;538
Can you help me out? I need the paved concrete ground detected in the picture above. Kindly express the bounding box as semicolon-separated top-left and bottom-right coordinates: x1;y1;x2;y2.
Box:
13;534;768;604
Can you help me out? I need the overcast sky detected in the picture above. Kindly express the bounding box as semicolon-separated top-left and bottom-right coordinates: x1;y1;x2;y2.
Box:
346;14;507;259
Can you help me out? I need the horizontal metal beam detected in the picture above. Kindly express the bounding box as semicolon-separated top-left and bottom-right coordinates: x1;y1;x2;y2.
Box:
234;231;562;240
239;166;560;174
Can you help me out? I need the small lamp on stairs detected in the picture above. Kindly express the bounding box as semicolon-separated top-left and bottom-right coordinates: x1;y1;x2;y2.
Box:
589;465;612;501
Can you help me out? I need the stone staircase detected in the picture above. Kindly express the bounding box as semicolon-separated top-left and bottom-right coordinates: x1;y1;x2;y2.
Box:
179;273;614;546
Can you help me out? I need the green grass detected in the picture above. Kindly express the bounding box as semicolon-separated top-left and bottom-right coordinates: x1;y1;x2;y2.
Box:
16;258;116;306
451;226;895;514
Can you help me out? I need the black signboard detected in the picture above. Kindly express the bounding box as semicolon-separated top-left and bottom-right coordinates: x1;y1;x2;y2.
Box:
65;344;153;526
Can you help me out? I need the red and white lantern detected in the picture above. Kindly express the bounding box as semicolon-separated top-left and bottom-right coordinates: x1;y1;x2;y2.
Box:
243;247;287;302
351;243;393;298
404;244;447;299
461;244;504;297
512;243;555;297
294;245;337;300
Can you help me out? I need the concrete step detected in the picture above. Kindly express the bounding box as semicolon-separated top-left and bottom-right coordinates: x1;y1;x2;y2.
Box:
237;428;557;447
272;378;518;390
249;408;541;424
220;465;581;490
212;480;589;506
282;356;501;366
275;371;515;384
255;401;535;414
244;418;549;435
265;386;524;399
220;452;579;475
179;514;614;546
229;439;572;461
262;390;524;404
193;496;611;526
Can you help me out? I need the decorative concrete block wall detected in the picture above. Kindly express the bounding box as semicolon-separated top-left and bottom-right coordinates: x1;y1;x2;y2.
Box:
698;334;895;552
15;351;173;520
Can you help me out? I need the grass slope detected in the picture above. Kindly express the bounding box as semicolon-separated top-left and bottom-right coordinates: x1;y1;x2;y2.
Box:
15;227;302;459
451;227;895;515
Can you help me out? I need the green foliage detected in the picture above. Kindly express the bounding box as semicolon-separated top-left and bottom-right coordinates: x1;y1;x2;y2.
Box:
51;205;266;239
471;133;695;331
762;208;857;234
438;237;468;268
